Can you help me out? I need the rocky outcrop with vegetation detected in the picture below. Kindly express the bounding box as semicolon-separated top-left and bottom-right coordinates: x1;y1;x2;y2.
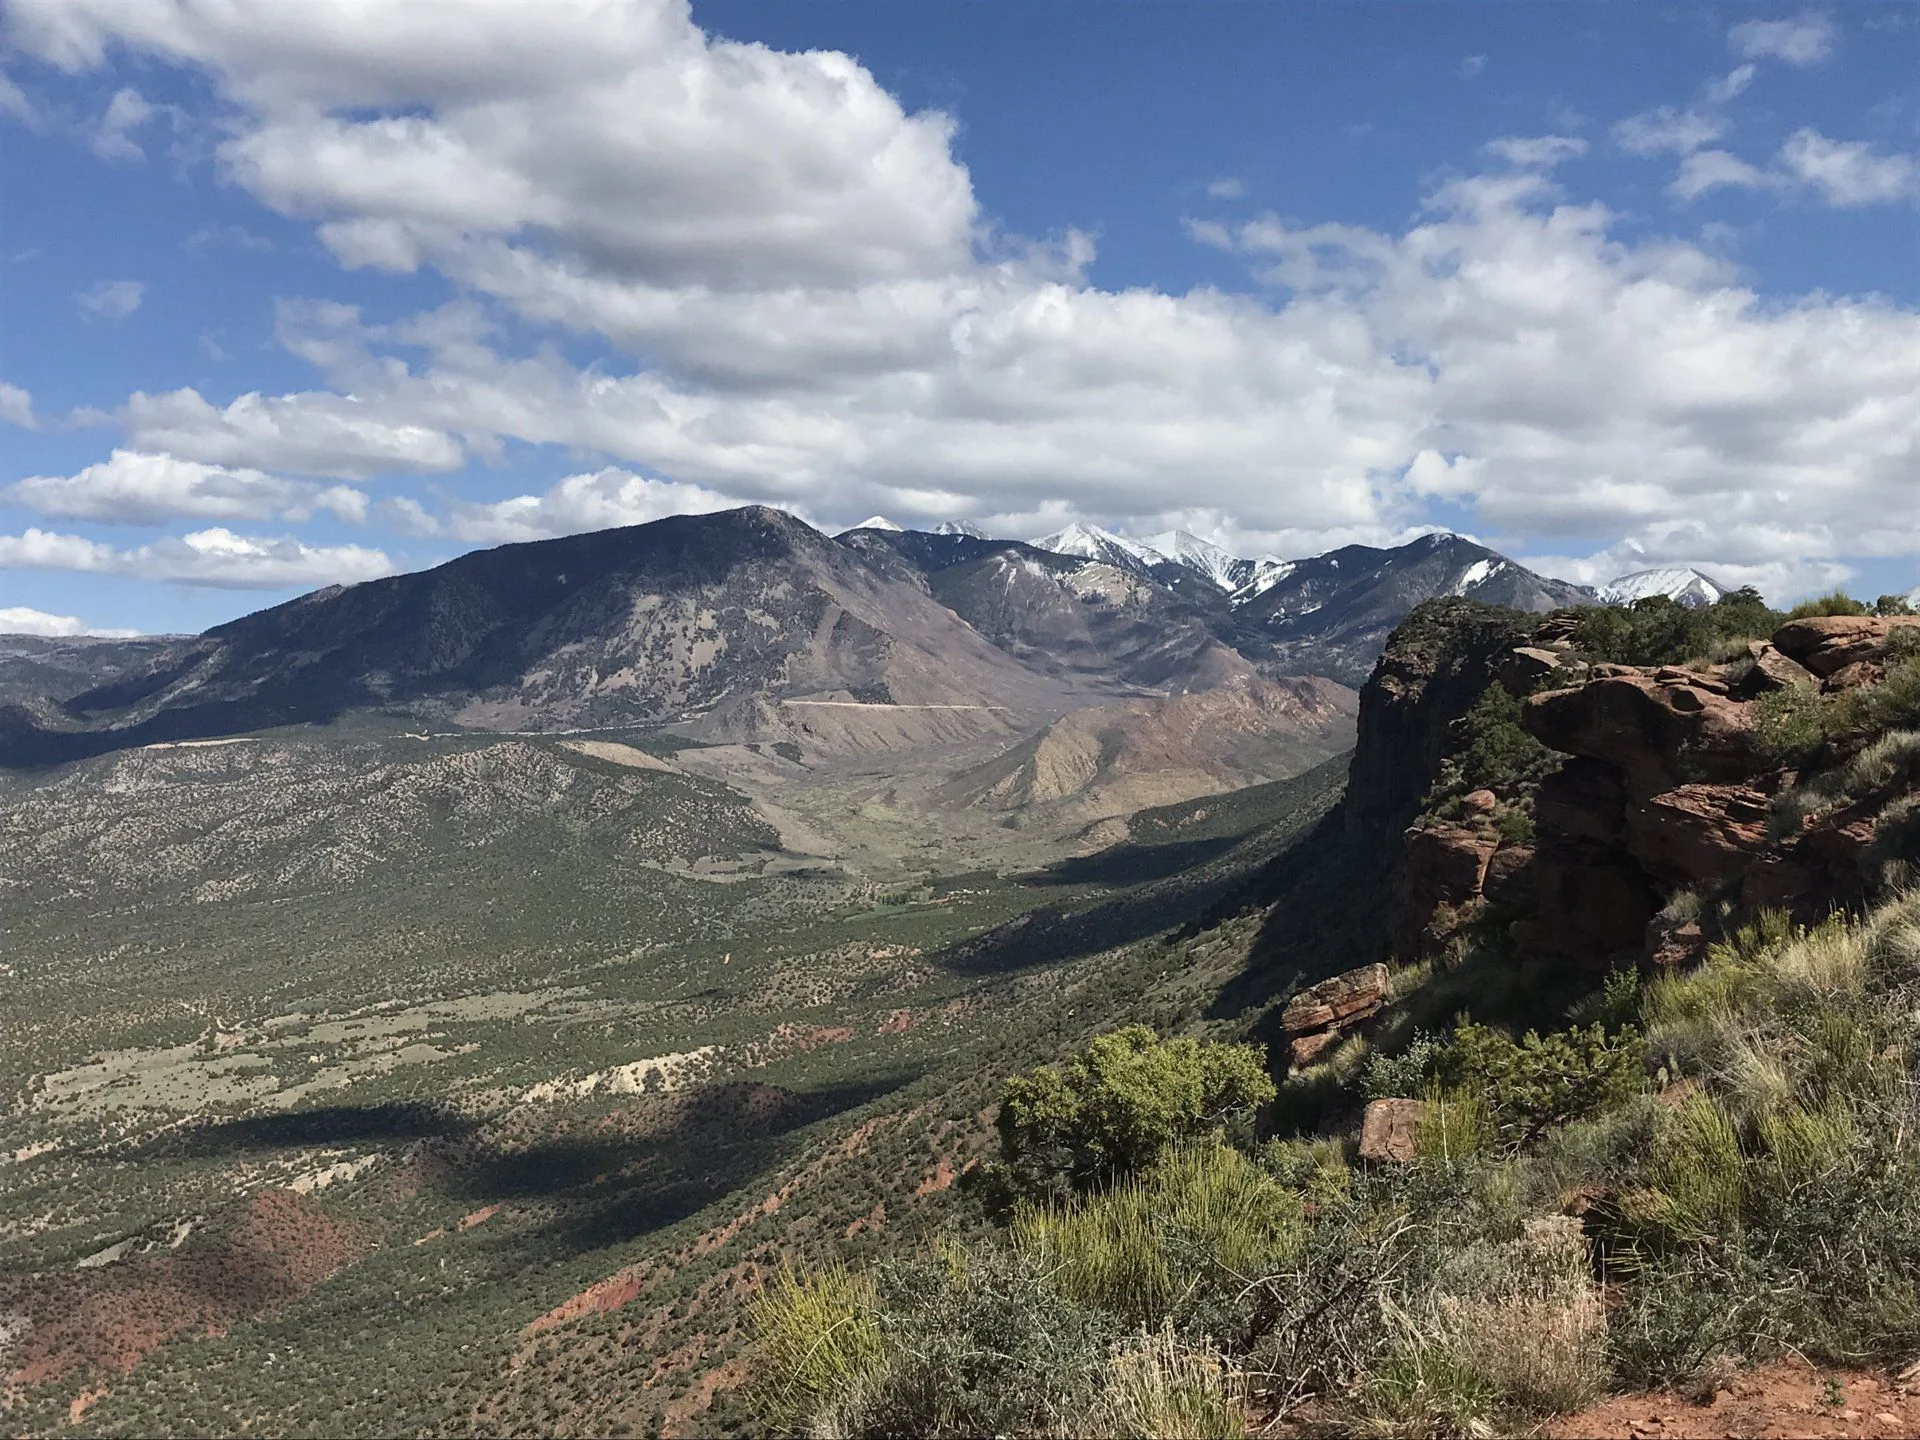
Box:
744;588;1920;1438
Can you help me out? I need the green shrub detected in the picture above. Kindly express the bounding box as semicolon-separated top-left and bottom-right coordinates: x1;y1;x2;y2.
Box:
1362;1031;1446;1100
1012;1143;1303;1335
996;1026;1275;1195
1573;589;1781;668
1877;594;1918;617
846;1244;1116;1438
1642;1093;1744;1243
1430;684;1559;808
1450;1020;1646;1146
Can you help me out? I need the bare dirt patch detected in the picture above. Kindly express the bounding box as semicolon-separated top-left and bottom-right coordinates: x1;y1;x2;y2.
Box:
1549;1360;1920;1440
3;1188;367;1392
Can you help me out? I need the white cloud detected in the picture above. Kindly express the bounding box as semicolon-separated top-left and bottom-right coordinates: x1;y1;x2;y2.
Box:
5;448;367;525
1207;170;1920;594
1206;177;1245;200
1485;135;1587;169
1671;149;1777;201
9;0;1916;596
91;85;153;160
8;0;975;291
1729;12;1837;66
0;382;35;428
1614;107;1725;158
0;606;141;637
1778;128;1920;206
76;278;144;319
121;386;464;479
0;525;393;588
437;467;745;544
1458;54;1488;79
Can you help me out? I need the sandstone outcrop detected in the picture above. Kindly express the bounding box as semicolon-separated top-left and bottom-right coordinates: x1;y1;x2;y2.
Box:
1282;962;1390;1068
1521;673;1764;798
1389;823;1501;958
1771;615;1920;680
1358;1098;1425;1163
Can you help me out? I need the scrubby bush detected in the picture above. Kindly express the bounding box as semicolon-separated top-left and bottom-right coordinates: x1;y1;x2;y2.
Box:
1429;684;1559;809
745;1265;887;1431
1876;594;1917;617
1449;1019;1646;1147
995;1026;1275;1196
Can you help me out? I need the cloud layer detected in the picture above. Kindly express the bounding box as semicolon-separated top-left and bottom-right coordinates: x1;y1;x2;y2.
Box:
2;0;1916;603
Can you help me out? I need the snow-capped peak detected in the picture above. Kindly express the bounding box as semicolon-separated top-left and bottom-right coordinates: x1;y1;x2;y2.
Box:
846;514;903;533
1140;530;1243;589
1027;522;1167;571
934;519;992;539
1599;567;1728;609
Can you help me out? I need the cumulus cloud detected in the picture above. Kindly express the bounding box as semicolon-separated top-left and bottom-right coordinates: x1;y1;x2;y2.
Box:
6;448;367;525
120;386;464;479
1729;12;1837;66
1204;169;1920;596
0;381;35;428
0;605;141;637
0;70;32;123
1614;107;1725;158
7;0;1915;598
1778;128;1920;206
0;525;393;588
1671;149;1777;201
76;278;144;319
434;467;746;544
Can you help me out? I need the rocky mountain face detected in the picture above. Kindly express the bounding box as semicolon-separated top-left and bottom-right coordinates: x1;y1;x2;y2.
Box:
1376;609;1920;974
841;528;1244;692
2;509;1075;765
0;634;183;706
1231;533;1595;686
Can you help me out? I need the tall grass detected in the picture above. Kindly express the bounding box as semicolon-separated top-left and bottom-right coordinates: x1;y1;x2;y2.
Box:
1012;1142;1303;1332
747;1265;888;1433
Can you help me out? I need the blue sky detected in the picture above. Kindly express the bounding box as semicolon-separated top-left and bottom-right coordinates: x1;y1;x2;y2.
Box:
1;1;1916;636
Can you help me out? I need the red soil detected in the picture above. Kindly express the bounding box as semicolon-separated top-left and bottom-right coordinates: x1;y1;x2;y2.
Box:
4;1188;366;1392
1549;1360;1920;1440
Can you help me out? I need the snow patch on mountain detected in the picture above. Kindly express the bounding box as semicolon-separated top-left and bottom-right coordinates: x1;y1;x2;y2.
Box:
1140;530;1242;589
935;520;992;539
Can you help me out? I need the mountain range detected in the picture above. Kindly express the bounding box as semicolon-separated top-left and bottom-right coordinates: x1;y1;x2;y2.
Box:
2;508;1615;768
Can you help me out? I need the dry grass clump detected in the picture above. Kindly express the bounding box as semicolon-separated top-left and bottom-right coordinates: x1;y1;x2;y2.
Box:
1089;1328;1247;1440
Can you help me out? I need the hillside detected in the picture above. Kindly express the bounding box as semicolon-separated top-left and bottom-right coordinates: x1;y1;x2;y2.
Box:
1;509;1075;766
740;590;1920;1438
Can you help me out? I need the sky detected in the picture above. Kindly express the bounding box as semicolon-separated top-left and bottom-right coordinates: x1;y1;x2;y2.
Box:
1;1;1916;638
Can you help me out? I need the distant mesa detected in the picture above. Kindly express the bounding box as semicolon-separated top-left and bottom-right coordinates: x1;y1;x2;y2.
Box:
1598;566;1728;609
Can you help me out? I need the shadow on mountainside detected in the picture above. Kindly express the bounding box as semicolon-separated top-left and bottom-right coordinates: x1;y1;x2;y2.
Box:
110;1074;917;1260
1201;803;1396;1054
939;760;1351;978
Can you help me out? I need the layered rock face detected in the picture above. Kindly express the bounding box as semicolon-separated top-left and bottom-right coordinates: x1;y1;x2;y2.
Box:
1385;612;1919;973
